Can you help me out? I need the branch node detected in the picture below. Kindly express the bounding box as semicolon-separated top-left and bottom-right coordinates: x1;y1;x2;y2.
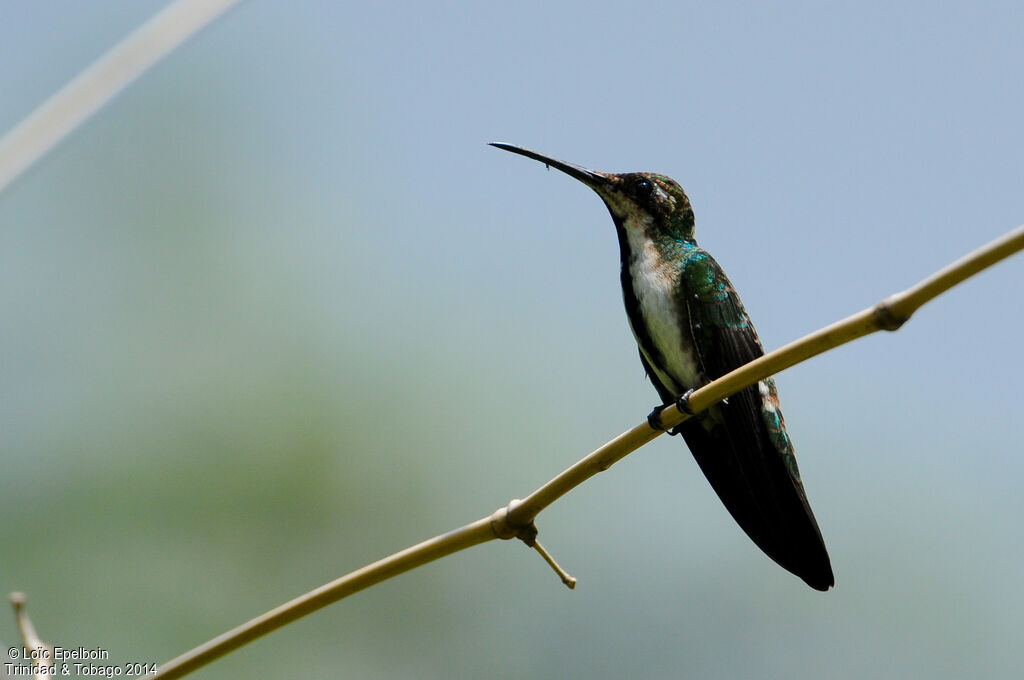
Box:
490;499;537;543
872;297;909;331
531;540;577;589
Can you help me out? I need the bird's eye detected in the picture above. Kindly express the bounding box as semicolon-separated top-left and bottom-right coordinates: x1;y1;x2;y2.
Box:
634;178;654;200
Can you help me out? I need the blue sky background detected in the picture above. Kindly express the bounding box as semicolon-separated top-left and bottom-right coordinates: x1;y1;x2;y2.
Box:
2;2;1022;678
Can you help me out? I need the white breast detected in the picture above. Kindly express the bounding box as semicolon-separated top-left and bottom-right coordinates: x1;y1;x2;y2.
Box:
624;224;702;394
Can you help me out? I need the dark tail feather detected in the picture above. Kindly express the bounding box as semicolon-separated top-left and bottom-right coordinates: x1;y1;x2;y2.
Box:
678;384;834;591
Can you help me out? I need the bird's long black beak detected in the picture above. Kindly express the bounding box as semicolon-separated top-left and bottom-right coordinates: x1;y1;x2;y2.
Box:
490;143;609;189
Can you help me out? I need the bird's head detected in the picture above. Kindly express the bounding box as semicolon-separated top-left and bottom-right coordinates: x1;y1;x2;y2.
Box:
491;143;695;243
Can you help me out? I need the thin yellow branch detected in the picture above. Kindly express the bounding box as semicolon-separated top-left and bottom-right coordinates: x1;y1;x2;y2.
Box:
151;223;1024;678
0;0;241;198
156;516;497;679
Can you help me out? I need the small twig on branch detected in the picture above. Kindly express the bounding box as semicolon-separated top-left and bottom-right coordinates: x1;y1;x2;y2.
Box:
10;592;50;653
152;224;1024;679
532;541;578;589
10;592;53;680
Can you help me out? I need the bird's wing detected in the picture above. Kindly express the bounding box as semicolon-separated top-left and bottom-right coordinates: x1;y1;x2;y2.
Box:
675;248;833;590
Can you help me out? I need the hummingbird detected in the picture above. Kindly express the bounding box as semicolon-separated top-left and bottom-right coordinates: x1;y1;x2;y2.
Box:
491;143;833;591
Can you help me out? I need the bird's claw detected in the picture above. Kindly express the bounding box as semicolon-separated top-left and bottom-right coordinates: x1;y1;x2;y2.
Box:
647;405;668;432
648;389;701;435
648;404;683;436
675;388;698;416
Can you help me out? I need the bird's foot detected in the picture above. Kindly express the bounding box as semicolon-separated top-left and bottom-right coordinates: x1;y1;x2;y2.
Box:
648;389;700;435
647;405;670;433
675;388;698;416
647;404;682;436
